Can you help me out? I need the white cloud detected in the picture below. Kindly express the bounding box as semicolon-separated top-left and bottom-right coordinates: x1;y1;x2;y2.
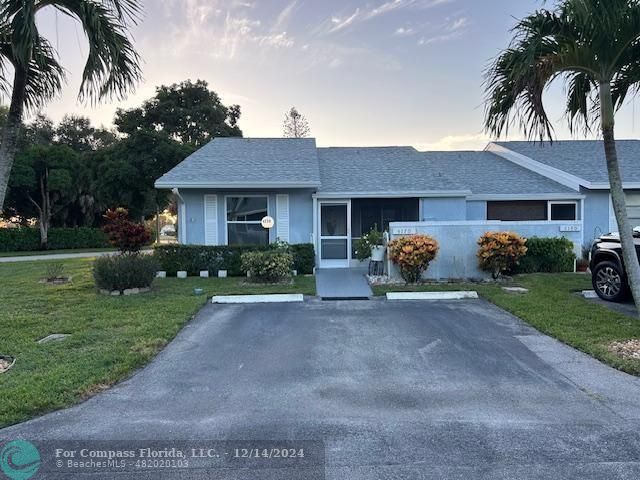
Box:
418;16;468;46
259;31;295;48
272;0;298;31
394;26;416;36
321;0;453;35
328;8;360;33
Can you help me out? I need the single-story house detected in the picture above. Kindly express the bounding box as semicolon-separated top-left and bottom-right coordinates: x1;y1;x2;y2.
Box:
155;137;639;269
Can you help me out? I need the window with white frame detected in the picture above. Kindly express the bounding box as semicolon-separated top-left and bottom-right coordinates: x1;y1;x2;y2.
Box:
487;200;578;221
549;201;577;221
226;196;269;245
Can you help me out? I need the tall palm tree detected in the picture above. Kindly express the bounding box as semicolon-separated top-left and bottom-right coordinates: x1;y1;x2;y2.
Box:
0;0;142;209
484;0;640;312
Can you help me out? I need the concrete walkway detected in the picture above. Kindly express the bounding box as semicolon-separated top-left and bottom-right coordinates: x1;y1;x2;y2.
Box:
0;249;152;263
315;268;373;299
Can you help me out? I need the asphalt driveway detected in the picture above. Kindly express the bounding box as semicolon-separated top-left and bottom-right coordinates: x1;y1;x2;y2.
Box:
3;299;640;479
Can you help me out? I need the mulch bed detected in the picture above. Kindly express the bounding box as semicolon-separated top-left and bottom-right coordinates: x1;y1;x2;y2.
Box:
608;340;640;360
0;356;15;374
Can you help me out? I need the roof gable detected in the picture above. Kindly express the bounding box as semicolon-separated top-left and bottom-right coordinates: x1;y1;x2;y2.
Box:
155;138;321;189
492;140;640;188
423;151;577;196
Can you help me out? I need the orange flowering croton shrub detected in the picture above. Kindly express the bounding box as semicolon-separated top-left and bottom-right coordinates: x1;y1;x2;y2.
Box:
388;235;439;283
477;232;528;279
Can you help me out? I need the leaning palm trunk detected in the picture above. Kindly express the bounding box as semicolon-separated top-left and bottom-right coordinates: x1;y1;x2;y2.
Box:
600;83;640;307
0;68;27;210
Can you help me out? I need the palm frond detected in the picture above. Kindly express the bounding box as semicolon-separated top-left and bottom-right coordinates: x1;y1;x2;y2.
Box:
51;0;142;103
0;20;64;111
483;11;565;141
565;71;598;135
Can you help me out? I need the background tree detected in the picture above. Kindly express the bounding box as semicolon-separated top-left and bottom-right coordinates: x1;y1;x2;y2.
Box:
115;79;242;146
90;130;194;220
56;115;117;152
283;107;311;138
0;0;142;211
484;0;640;312
7;145;80;248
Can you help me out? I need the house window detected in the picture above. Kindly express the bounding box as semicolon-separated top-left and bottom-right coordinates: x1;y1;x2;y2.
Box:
487;201;548;221
226;196;269;245
549;202;577;221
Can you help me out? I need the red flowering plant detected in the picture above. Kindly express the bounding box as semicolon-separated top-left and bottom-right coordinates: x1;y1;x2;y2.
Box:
388;235;439;284
102;208;151;254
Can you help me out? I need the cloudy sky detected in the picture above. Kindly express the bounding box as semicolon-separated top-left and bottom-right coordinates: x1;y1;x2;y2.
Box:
32;0;640;150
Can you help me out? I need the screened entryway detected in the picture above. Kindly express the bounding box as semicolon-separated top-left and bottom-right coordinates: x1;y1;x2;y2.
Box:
317;197;420;268
350;198;419;258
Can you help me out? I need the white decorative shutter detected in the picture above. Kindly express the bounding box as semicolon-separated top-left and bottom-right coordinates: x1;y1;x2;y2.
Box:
204;195;218;245
276;194;290;242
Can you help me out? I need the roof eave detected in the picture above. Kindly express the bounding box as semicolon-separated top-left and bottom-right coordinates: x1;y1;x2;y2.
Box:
155;181;321;189
313;190;472;198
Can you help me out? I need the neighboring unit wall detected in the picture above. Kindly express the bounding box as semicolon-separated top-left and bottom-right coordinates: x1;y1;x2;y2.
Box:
583;189;612;244
421;197;467;221
389;221;583;280
466;201;487;221
179;189;314;246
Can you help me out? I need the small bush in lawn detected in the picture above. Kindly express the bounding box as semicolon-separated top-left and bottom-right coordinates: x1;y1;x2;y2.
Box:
241;251;293;283
102;208;151;253
44;263;65;282
388;235;439;283
477;232;528;279
93;254;160;292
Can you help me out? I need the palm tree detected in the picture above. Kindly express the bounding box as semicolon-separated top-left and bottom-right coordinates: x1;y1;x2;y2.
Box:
0;0;142;210
484;0;640;312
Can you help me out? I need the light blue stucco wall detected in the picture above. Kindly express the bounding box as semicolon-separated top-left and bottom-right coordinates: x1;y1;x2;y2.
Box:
583;189;611;245
466;201;487;220
389;221;583;280
421;197;466;221
180;189;314;246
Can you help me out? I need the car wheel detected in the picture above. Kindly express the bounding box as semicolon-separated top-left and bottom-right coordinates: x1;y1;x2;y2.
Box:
592;261;629;303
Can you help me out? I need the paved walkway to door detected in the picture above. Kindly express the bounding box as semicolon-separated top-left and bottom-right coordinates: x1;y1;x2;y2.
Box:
315;268;373;299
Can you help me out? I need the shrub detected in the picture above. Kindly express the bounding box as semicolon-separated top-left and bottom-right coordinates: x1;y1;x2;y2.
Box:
514;237;576;273
0;227;109;252
477;232;528;279
355;226;384;261
388;235;439;283
241;251;294;283
44;263;65;281
288;244;315;274
102;208;151;253
93;254;160;292
153;244;315;276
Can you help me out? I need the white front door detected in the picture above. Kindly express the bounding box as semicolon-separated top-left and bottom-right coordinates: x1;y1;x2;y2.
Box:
319;201;350;268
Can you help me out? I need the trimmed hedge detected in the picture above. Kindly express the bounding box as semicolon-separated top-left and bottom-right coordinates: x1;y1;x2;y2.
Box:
0;227;109;252
154;243;315;276
514;237;576;274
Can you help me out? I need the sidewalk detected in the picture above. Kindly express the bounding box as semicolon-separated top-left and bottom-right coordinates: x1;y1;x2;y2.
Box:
0;249;152;263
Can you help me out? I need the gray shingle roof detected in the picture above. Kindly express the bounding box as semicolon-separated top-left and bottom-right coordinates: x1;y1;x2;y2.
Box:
495;140;640;185
423;151;576;195
316;147;468;194
155;138;321;188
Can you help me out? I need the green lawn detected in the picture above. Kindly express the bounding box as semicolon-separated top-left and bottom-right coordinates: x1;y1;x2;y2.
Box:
0;247;117;257
0;258;315;428
374;274;640;376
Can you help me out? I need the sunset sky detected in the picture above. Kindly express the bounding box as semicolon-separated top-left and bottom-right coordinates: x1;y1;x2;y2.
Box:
32;0;640;150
